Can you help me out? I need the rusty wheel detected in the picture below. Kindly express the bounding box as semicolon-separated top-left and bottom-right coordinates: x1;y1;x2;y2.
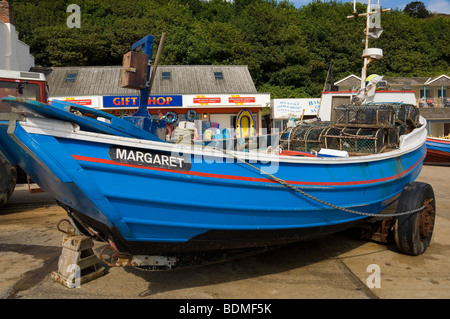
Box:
0;153;17;207
395;182;436;256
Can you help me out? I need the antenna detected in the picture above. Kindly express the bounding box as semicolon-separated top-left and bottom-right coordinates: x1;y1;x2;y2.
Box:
347;0;391;89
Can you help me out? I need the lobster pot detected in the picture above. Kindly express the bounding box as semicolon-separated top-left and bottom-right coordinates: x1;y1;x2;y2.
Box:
283;122;330;152
334;104;395;127
279;127;295;150
385;126;400;148
323;127;385;154
280;127;294;142
393;104;420;126
397;123;407;137
322;127;343;151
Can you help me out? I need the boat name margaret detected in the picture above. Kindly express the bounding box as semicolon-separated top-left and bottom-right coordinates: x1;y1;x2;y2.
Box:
109;146;191;171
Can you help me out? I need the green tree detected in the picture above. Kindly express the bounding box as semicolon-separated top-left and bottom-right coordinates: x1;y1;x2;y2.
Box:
404;1;431;18
185;20;256;67
8;0;450;98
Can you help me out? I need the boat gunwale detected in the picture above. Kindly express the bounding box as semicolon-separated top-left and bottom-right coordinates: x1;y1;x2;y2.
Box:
16;114;428;166
426;137;450;144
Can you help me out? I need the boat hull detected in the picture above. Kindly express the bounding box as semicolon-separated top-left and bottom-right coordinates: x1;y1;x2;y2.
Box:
0;114;427;255
425;137;450;166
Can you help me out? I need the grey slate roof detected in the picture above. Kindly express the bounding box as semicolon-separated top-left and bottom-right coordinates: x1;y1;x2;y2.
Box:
334;74;360;87
334;74;450;88
385;77;430;87
31;65;257;97
419;107;450;121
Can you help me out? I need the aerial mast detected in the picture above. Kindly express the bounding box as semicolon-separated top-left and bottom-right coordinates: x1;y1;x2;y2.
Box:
348;0;391;90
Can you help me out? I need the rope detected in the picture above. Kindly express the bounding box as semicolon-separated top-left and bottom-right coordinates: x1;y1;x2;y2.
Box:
214;147;424;218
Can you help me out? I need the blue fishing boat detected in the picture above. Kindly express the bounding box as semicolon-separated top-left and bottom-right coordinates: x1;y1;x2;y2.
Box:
0;1;435;268
425;137;450;165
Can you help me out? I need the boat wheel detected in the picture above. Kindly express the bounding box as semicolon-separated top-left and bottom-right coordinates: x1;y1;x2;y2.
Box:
0;154;17;207
394;182;436;256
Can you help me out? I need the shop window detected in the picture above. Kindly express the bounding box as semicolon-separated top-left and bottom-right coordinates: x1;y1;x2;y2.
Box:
230;116;236;128
214;71;224;80
65;73;77;82
162;71;171;80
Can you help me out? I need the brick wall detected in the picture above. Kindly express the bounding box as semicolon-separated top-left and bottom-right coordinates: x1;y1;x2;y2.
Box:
0;0;14;25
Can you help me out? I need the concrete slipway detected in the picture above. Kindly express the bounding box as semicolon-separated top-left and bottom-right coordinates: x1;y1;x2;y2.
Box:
0;165;449;300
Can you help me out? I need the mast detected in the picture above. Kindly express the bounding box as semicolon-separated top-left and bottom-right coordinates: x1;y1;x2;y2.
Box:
348;0;391;89
362;0;372;90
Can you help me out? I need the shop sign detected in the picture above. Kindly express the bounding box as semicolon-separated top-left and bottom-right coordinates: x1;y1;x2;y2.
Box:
193;96;221;104
271;98;320;119
48;97;96;106
148;95;183;107
188;95;262;106
103;95;182;108
228;96;256;104
103;96;139;107
52;98;92;106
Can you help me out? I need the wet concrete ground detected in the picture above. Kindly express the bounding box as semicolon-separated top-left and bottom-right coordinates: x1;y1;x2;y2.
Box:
0;165;449;300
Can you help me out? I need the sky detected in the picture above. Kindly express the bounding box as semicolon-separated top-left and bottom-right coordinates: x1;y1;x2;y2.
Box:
288;0;450;14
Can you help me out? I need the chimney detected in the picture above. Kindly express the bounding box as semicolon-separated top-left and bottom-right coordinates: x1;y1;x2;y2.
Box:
0;0;14;25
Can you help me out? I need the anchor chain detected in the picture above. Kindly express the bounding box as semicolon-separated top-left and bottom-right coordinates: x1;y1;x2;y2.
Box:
215;147;425;218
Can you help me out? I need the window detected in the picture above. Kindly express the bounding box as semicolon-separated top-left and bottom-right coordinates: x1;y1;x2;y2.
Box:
214;71;224;80
0;82;40;113
65;73;77;82
162;71;171;80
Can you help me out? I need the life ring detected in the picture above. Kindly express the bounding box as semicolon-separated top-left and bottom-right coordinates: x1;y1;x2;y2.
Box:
186;110;197;122
164;111;178;124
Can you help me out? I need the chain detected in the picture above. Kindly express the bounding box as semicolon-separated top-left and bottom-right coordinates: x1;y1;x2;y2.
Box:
215;147;424;218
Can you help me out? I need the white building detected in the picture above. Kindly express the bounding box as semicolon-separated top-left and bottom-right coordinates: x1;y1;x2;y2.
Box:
0;0;35;71
33;65;271;137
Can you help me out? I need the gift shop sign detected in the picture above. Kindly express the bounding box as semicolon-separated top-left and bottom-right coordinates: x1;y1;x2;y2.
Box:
102;95;183;108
